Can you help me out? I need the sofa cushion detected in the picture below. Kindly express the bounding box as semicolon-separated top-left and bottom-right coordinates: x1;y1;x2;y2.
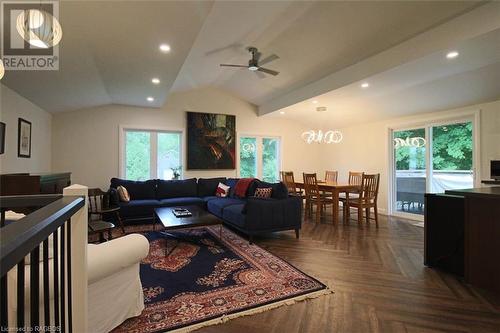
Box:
207;198;245;217
117;186;130;202
254;187;272;198
157;178;197;199
117;199;161;218
254;180;288;199
202;196;218;202
224;178;239;198
222;204;246;229
110;178;157;200
159;197;205;207
197;177;227;197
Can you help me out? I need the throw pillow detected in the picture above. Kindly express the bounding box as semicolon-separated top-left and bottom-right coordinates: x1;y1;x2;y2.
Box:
234;178;256;198
117;185;130;202
254;187;272;198
215;182;230;197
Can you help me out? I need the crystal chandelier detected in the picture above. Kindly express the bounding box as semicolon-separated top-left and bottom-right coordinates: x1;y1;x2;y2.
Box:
16;9;63;48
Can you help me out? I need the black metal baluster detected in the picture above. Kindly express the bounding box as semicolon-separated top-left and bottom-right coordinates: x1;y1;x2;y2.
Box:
60;224;66;333
53;229;60;329
67;219;72;333
0;274;7;331
30;246;40;329
17;259;25;328
43;239;50;327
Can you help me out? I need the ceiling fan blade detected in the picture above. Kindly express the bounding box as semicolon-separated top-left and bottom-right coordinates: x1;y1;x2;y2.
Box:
254;71;267;79
220;64;248;68
258;67;279;76
258;54;279;66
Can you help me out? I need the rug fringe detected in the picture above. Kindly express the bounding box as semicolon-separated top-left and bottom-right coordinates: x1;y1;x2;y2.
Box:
169;288;333;332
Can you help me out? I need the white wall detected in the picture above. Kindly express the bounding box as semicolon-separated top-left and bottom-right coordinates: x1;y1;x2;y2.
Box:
319;100;500;214
52;87;321;189
0;84;52;173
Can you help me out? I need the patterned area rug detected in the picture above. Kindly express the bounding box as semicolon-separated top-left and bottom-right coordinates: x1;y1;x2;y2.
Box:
112;226;331;333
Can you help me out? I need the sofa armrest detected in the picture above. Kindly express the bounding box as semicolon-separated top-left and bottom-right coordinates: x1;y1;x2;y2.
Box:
88;234;149;284
244;196;302;231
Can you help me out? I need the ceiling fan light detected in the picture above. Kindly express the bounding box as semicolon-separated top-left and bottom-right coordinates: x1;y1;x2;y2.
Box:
248;66;259;71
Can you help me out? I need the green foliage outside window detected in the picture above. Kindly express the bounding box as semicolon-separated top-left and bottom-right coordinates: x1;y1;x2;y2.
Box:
126;131;150;180
432;123;472;170
262;138;279;182
394;122;472;171
240;137;257;178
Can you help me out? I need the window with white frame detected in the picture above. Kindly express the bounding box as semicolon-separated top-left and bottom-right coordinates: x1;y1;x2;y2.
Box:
122;129;182;180
239;136;281;182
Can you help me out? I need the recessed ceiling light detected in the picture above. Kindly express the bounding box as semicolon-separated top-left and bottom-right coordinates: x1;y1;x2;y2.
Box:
361;82;370;88
280;111;285;115
151;78;160;84
446;51;459;59
147;97;154;102
312;100;318;104
159;44;171;53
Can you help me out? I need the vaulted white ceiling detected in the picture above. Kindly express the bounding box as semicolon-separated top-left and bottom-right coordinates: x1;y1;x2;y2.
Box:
1;1;214;112
1;0;498;125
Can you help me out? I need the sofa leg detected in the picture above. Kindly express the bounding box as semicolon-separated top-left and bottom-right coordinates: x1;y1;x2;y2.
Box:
295;229;300;239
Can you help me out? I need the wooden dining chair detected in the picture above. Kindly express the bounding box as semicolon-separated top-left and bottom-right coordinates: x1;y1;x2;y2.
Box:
303;173;334;224
348;171;364;187
339;171;364;204
88;188;125;240
280;171;303;196
343;173;380;227
325;170;338;183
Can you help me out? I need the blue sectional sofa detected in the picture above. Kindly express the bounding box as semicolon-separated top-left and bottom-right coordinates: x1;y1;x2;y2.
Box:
108;177;302;241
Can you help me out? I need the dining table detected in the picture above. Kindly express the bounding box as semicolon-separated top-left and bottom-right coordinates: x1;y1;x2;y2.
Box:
294;180;361;225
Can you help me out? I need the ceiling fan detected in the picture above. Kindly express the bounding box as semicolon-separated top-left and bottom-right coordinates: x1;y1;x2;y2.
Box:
220;47;279;78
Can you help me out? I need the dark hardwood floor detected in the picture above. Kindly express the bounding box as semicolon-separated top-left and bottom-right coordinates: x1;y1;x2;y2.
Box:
199;211;500;333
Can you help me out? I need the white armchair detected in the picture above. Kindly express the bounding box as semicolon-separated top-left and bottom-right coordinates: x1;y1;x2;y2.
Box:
5;207;149;333
88;234;149;333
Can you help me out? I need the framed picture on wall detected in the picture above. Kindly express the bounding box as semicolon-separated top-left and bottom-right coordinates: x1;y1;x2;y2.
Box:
18;118;32;158
187;112;236;169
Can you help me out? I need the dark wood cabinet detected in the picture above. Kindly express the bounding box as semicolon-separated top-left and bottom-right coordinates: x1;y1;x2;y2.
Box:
425;187;500;294
0;172;71;195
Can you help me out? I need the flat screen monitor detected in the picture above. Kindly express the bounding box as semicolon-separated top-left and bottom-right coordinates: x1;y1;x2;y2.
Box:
492;160;500;180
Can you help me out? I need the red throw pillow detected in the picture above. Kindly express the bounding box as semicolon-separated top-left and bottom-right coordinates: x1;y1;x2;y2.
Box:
254;187;272;198
215;182;230;197
234;178;256;197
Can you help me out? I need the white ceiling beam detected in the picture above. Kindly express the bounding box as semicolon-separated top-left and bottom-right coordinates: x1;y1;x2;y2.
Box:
258;2;500;116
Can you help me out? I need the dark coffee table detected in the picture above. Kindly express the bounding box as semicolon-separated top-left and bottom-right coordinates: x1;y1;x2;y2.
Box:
153;205;224;255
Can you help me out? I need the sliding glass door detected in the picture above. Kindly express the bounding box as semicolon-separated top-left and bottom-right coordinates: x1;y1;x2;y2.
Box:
430;122;473;193
393;128;427;215
391;119;475;220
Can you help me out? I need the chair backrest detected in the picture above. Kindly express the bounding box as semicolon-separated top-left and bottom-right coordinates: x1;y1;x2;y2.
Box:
360;174;380;202
325;170;338;183
348;171;364;186
303;173;320;197
88;188;107;216
280;171;297;194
